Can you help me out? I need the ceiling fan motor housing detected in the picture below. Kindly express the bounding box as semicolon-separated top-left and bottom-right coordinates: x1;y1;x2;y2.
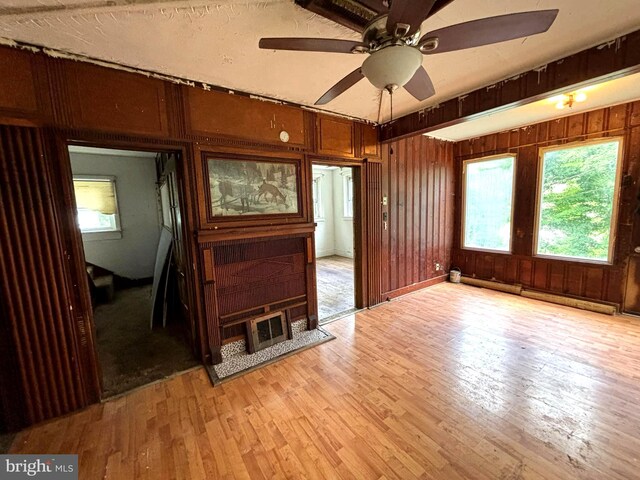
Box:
361;45;423;89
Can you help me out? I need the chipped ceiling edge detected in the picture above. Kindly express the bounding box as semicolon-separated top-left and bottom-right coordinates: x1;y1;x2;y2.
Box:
408;32;632;124
0;35;377;126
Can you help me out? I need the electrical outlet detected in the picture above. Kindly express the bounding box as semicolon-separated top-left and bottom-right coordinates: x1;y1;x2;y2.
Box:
435;262;441;271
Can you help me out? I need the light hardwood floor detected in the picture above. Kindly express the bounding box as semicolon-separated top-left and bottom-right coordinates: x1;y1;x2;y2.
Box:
10;283;640;479
316;255;355;321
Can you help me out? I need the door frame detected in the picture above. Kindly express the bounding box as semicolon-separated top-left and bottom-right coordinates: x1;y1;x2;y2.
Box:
310;159;366;311
51;131;206;399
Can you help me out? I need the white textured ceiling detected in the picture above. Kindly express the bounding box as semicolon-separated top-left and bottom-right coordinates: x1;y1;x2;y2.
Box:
1;0;639;122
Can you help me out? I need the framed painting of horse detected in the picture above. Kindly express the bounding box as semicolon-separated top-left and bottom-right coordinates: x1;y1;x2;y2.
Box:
205;154;301;218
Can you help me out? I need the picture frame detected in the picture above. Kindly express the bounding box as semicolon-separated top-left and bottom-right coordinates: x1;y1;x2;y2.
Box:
203;153;302;220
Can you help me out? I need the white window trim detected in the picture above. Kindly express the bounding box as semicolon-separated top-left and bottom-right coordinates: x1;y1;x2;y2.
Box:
461;153;517;253
73;174;122;237
312;173;324;221
343;174;354;219
533;137;623;265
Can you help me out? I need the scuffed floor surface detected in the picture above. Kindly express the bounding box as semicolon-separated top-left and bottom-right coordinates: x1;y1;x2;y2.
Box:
316;255;355;321
10;283;640;479
94;286;198;397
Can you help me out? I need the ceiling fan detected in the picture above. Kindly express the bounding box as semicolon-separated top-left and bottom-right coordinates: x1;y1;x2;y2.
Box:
259;1;559;105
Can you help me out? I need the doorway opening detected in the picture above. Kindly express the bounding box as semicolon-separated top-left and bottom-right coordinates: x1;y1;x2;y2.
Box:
312;164;357;323
68;145;198;398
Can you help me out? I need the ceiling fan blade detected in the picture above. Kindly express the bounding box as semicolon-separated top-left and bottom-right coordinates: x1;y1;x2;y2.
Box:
386;0;437;37
259;37;366;54
404;66;435;101
420;10;559;54
315;68;365;105
427;0;455;18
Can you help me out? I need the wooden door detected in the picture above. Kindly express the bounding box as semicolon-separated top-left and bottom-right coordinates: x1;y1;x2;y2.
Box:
163;154;195;347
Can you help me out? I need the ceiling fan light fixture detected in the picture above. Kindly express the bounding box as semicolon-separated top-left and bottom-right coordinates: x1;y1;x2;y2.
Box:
361;45;423;90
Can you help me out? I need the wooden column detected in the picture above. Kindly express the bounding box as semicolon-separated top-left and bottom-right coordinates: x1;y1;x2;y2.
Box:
0;125;100;429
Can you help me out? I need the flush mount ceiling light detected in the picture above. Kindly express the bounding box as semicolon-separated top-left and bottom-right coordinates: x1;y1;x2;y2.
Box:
259;1;559;105
555;91;588;109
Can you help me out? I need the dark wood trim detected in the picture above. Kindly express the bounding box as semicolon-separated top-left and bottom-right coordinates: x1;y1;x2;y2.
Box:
48;132;103;404
310;158;369;309
381;29;640;141
384;275;449;300
194;145;311;230
56;132;209;370
197;223;316;243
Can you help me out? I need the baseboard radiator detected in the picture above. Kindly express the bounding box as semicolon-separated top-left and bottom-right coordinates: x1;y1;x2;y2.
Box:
459;276;617;315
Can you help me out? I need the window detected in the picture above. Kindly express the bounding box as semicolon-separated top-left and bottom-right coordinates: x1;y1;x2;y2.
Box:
312;175;323;220
536;139;621;263
343;175;353;218
73;176;120;233
463;155;515;252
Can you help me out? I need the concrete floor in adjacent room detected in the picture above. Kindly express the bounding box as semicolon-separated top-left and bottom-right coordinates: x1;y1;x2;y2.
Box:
316;255;355;322
93;285;199;397
9;283;640;479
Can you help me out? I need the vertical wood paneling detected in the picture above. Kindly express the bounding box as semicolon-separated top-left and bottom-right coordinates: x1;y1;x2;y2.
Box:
453;103;640;306
381;136;454;297
0;126;91;428
366;162;383;306
380;146;390;295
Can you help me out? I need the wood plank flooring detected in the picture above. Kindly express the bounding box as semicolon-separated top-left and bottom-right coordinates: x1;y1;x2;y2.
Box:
316;255;355;321
10;283;640;479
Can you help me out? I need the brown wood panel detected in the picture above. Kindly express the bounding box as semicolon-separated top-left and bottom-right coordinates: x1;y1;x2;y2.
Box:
361;123;379;158
64;62;169;136
381;135;454;297
316;114;355;158
184;87;305;147
0;126;98;429
453;103;639;307
0;48;40;119
213;238;307;317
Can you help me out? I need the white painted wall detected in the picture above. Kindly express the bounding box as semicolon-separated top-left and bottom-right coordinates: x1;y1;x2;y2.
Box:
70;150;161;279
313;166;353;259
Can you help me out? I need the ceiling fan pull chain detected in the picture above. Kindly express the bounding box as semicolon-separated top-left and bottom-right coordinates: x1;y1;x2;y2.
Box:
389;88;394;155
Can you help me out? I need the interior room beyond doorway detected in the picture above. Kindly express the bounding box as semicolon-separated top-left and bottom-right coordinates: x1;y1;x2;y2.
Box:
69;146;197;397
312;164;356;322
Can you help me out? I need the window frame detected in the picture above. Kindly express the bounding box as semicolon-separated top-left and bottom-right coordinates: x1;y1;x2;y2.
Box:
73;174;122;237
533;137;623;265
312;173;324;221
461;153;517;254
343;174;354;219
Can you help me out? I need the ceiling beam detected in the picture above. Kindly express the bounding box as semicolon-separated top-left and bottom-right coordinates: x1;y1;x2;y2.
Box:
381;29;640;142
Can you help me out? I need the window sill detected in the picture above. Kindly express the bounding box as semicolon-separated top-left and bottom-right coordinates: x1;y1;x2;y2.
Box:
534;254;612;266
82;230;122;242
461;246;511;255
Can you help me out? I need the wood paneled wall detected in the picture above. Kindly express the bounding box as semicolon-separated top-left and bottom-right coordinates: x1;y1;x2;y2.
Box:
381;135;455;298
0;126;99;430
0;43;384;426
453;102;640;306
